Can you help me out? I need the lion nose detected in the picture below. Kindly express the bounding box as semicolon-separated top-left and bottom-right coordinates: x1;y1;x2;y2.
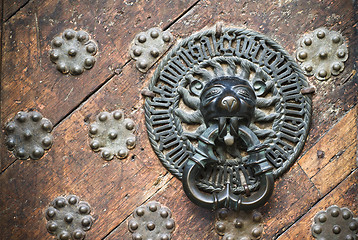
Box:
221;96;237;112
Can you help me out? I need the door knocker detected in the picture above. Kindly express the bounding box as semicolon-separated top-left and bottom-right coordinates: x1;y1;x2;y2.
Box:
144;26;312;212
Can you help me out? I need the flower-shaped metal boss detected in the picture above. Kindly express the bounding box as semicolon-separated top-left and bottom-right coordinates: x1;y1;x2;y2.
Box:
128;201;175;240
312;205;358;240
88;110;136;160
4;111;53;160
45;195;94;240
50;29;97;75
296;28;348;80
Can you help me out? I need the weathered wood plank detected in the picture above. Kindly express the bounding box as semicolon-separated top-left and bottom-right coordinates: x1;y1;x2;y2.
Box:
277;169;358;240
3;0;29;21
0;0;198;171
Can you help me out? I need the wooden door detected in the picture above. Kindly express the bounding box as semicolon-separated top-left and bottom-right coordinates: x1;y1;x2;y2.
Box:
1;0;357;239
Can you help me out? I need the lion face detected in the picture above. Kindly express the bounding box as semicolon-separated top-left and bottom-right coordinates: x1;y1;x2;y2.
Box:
199;76;256;126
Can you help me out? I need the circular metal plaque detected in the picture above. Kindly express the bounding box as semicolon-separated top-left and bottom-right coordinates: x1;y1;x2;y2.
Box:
145;27;311;193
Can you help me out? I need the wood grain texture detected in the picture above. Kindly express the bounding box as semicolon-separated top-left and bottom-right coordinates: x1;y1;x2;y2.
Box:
0;0;198;171
2;0;29;21
277;169;358;240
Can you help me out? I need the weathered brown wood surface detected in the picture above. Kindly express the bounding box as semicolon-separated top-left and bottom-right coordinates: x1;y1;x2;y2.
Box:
1;0;357;240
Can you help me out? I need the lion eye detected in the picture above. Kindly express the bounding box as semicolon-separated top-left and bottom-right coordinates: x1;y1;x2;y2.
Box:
236;88;250;98
206;88;222;97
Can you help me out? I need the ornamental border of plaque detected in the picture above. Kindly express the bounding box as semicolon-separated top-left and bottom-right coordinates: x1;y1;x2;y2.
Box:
144;27;312;181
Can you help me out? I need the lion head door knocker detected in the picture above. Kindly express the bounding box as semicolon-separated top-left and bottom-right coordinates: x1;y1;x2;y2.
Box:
144;26;312;213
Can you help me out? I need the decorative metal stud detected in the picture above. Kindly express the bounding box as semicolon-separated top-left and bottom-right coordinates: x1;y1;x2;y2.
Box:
128;201;175;240
88;110;136;161
4;111;53;160
130;27;173;73
296;27;348;80
312;205;358;240
50;29;97;75
45;195;94;240
215;208;263;240
145;27;312;211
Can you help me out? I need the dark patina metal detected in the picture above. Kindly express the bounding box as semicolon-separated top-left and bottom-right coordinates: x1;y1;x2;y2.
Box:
45;195;94;240
128;201;175;240
5;111;53;160
50;29;97;75
311;205;358;240
88;109;136;161
215;208;263;240
144;27;312;211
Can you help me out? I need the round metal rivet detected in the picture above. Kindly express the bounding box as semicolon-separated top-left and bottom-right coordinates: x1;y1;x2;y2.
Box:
150;49;159;58
342;210;351;220
332;36;341;43
216;223;225;232
64;214;74;223
133;233;142;240
138;35;147;43
138;60;148;69
252;227;262;237
147;222;155;231
332;225;341;234
32;148;44;159
47;208;56;218
218;209;228;219
56;198;66;208
234;219;243;228
317;30;325;38
47;222;58;232
225;236;234;240
64;30;75;40
318;69;327;78
298;51;307;59
162;34;171;42
42;122;53;132
126;138;136;148
89;126;98;135
23;130;32;139
319;52;328;59
57;63;68;73
102;150;112;160
53;39;63;47
50;51;60;61
6;139;15;149
31;112;42;122
337;50;346;58
165;220;174;229
332;63;341;71
113;111;123;120
149;203;157;212
304;38;312;46
133;48;142;56
136;208;145;216
346;235;354;240
313;225;322;234
17;114;27;123
68;49;77;57
331;209;340;217
17;148;27;158
73;230;84;239
90;140;100;150
126;121;135;130
252;212;262;222
129;220;139;230
60;231;71;240
6;123;16;133
150;30;159;38
81;218;91;227
318;214;327;223
71;66;84;75
79;205;90;214
77;32;88;42
160;234;170;240
99;113;108;122
68;196;78;205
118;149;128;158
84;57;95;67
160;209;169;218
86;44;96;54
349;221;358;230
108;131;118;140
